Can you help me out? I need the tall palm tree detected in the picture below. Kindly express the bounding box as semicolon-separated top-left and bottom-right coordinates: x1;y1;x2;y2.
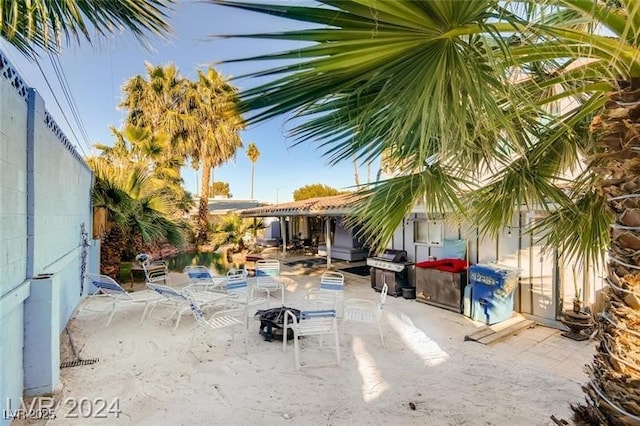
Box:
213;1;640;423
120;62;191;168
245;142;260;237
1;0;173;58
121;64;244;243
245;142;261;199
186;68;244;243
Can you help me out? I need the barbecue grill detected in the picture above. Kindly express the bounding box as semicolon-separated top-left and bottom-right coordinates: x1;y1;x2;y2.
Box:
367;249;414;297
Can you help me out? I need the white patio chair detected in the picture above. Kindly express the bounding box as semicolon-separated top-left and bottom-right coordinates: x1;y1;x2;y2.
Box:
84;273;160;327
143;283;228;333
283;290;340;370
136;253;171;286
254;259;284;307
343;282;388;347
225;268;269;327
183;265;225;292
318;271;345;318
187;297;247;360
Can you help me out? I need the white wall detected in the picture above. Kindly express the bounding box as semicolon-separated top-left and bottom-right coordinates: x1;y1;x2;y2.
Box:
396;209;603;324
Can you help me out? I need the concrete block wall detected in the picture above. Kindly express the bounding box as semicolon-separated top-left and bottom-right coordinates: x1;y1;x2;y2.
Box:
0;52;32;426
0;49;97;424
0;55;29;294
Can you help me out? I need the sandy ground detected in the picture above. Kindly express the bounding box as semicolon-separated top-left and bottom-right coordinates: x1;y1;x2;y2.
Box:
40;262;594;425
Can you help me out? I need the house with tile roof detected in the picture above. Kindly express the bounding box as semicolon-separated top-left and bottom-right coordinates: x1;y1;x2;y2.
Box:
240;193;605;329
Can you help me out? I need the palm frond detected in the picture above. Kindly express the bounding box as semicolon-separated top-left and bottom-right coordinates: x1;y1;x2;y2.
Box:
1;0;174;58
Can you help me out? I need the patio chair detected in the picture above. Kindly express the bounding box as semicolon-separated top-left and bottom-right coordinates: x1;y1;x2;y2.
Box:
343;283;388;347
85;273;160;327
318;271;345;318
225;268;269;327
183;265;225;292
283;290;340;370
254;259;284;307
187;297;248;360
143;283;228;333
342;282;389;348
136;253;171;286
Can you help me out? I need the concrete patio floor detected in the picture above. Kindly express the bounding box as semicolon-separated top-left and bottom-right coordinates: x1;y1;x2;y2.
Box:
38;258;595;425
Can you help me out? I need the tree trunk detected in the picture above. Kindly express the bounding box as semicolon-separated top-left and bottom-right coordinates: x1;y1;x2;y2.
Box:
197;158;212;244
353;155;360;187
100;226;125;280
571;81;640;424
250;163;255;199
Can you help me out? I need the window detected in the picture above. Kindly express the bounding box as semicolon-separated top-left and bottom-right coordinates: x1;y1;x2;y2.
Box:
414;219;443;246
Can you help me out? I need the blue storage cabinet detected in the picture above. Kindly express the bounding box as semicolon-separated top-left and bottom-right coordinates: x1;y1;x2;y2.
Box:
466;264;520;325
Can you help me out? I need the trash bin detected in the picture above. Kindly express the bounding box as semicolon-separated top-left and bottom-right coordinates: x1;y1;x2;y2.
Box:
467;264;520;325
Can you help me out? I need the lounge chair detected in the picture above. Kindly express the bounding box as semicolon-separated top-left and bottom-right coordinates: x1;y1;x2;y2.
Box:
144;283;228;333
183;265;225;291
85;273;160;327
187;297;248;359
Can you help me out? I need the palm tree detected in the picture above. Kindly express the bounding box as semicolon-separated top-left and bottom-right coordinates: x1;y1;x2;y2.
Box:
121;65;244;243
94;124;190;216
245;142;261;237
186;68;244;243
1;0;173;58
246;142;261;199
213;1;640;423
87;157;185;279
120;63;191;169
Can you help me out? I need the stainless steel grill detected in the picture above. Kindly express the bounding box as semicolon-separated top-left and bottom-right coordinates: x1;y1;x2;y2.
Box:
367;249;414;297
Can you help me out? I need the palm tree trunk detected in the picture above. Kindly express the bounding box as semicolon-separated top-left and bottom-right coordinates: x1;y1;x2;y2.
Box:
353;155;360;187
572;81;640;424
100;226;125;280
197;158;212;244
250;163;255;199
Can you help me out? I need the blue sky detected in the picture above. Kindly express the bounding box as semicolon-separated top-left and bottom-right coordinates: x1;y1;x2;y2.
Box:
1;1;376;203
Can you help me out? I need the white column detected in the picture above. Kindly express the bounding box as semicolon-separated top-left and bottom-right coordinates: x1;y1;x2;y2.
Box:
280;217;287;256
325;217;332;269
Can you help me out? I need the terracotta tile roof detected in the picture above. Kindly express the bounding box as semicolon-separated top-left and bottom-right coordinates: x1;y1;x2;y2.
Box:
239;194;361;217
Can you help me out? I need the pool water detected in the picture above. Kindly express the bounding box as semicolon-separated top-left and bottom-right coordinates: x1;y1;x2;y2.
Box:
165;251;227;275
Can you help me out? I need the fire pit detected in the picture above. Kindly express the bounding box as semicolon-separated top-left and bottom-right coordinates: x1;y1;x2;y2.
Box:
255;306;300;342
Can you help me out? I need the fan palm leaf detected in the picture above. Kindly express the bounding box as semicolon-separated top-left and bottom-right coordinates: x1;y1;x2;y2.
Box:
1;0;173;58
212;1;640;423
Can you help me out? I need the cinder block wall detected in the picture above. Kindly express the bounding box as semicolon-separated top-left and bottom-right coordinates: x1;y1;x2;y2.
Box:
0;53;31;425
0;49;98;422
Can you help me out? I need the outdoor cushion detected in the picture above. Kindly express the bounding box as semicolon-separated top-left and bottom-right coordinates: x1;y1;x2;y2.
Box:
415;258;469;273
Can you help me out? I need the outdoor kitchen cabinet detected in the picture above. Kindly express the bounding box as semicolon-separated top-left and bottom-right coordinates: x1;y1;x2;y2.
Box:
415;259;469;313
